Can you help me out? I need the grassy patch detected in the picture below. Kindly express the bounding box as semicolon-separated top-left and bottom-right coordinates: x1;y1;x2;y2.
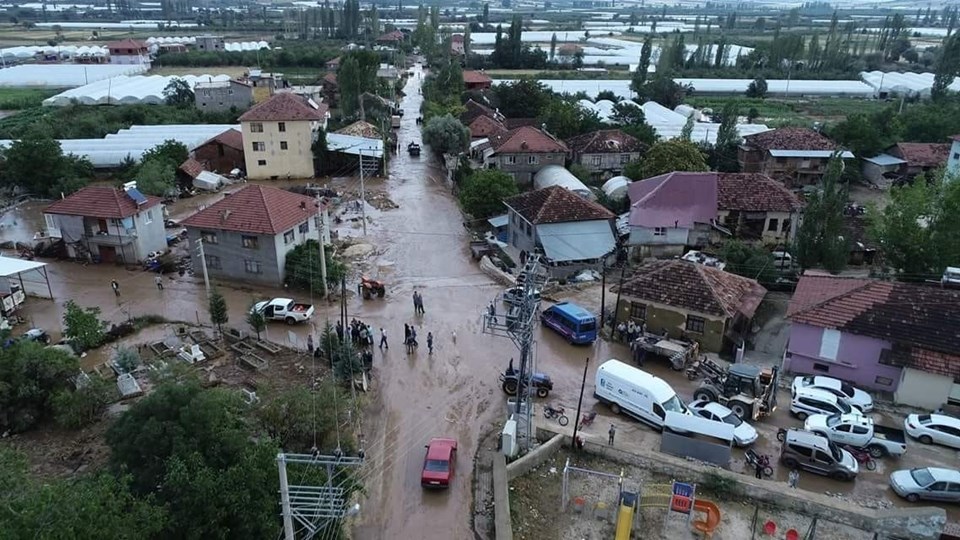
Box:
0;88;61;109
0;104;240;139
684;96;888;127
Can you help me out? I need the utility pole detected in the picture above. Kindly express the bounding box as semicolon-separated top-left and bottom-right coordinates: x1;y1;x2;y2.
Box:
359;148;367;236
482;256;549;453
195;238;210;295
571;357;590;450
315;194;328;298
276;452;364;540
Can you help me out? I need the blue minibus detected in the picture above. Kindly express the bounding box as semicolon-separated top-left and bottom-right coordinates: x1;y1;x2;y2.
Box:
541;302;597;344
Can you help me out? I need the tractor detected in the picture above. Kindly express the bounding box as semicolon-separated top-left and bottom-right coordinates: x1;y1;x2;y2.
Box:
360;276;386;299
690;361;779;421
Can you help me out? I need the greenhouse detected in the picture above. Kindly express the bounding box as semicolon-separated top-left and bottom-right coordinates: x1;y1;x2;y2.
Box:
499;77;874;99
0;124;239;168
144;36;270;52
860;71;960;99
43;74;232;106
0;64;147;88
534;165;594;200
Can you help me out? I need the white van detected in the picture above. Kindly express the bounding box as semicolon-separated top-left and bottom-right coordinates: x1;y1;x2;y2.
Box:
595;359;690;430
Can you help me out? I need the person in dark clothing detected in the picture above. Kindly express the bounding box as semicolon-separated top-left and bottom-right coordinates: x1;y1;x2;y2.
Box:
754;462;764;479
336;321;344;343
608;424;616;446
111;280;120;297
427;332;433;354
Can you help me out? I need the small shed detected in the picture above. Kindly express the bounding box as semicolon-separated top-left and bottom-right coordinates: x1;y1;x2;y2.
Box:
533;165;594;200
862;153;906;187
487;214;508;242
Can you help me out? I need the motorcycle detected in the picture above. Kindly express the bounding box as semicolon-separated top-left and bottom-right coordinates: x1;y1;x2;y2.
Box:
776;427;787;442
579;411;597;429
745;448;774;477
841;444;878;471
543;404;569;427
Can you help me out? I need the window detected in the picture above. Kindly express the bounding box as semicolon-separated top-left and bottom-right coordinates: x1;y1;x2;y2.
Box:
527;155;538;165
629;302;646;320
652;403;665;420
283;229;295;244
814;450;833;464
813;362;831;373
505;156;516;165
257;159;267;166
299;222;309;234
685;315;705;334
280;141;288;150
782;218;791;232
278;122;286;132
767;218;779;232
878;348;896;366
144;208;153;224
201;231;218;244
207;255;222;269
244;259;262;274
252;142;266;152
653;227;666;237
250;122;263;133
788;444;813;458
875;376;893;386
217;143;225;156
620;154;631;164
314;216;322;228
819;329;841;361
591;155;602;166
241;235;259;249
954;152;960;160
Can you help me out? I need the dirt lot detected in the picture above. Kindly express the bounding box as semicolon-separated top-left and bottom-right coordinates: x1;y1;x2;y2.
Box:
510;449;875;540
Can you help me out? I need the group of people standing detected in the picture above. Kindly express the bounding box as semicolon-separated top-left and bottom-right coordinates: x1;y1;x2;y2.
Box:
403;291;432;354
615;319;646;344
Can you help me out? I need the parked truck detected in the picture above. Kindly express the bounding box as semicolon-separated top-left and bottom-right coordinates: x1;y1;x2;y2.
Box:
802;413;907;458
251;298;315;325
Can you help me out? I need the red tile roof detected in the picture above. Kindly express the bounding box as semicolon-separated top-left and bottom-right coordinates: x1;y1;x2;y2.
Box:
460;99;500;125
45;185;161;219
463;70;493;85
565;129;648;155
468;114;509;139
787;274;960;359
717;172;803;212
743;127;838;152
491;126;568;154
889;142;951;168
178;158;206;179
238;92;328;122
376;30;405;42
335;120;381;139
616;260;767;319
197;128;244;151
323;73;338;87
504;185;615;225
503;117;538;129
452;34;465;42
180;184;319;235
106;38;147;50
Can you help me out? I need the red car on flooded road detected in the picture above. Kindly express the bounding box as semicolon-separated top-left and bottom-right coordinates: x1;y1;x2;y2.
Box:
421;437;457;488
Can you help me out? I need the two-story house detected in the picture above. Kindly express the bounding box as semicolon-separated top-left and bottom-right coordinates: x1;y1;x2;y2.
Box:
948;135;960;178
565;129;648;182
626;172;718;257
738;127;853;187
784;274;960;408
486;126;569;185
180;184;331;286
195;35;225;52
612;259;767;354
503;185;616;278
107;38;149;65
43;184;166;264
716;172;803;244
239;92;329;180
194;79;253;113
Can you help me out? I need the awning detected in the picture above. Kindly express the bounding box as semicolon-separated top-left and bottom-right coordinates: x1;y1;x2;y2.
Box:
537;220;615;262
863;153;907;166
0;255;52;299
487;214;508;228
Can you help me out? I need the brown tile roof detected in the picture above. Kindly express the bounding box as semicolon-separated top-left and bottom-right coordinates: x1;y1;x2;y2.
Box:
376;30;405;42
238;92;328;122
717;172;803;212
888;142;951;168
323;73;338;87
743;127;838;152
503;117;538;129
468;114;508;139
787;274;960;358
45;185;161;219
463;70;493;85
616;260;767;319
178;158;206;179
460;99;499;125
565;129;648;155
197;128;244;151
106;38;147;50
335;120;381;139
180;184;319;235
491;126;568;154
451;34;464;42
504;185;615;225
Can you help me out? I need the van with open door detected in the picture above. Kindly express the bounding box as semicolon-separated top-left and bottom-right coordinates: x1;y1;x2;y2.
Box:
594;359;690;430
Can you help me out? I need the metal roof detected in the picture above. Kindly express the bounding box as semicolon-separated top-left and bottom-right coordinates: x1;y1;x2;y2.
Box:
326;133;384;158
768;149;856;159
538;220;615;262
0;256;46;277
487;214;508;228
863;154;907;166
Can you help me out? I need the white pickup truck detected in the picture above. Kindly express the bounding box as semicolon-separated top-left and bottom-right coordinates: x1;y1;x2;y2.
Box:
804;413;908;458
252;298;314;325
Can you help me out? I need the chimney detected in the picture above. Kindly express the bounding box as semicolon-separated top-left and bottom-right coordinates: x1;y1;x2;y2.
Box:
220;209;232;223
300;201;307;210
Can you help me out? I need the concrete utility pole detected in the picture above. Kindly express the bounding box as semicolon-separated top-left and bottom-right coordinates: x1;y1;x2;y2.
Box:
315;195;328;298
195;238;210;295
277;452;364;540
482;256;549;453
359;148;367;236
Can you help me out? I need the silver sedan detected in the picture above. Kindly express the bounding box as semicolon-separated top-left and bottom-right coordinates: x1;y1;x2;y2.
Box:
889;467;960;503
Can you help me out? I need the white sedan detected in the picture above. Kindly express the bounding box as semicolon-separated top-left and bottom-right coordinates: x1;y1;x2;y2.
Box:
904;413;960;449
688;399;758;447
791;375;873;412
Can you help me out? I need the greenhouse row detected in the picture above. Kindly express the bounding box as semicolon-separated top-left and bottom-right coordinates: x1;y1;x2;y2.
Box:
498;78;875;99
1;45;108;59
0;124;239;168
0;64;147;88
43;74;232;106
859;71;960;98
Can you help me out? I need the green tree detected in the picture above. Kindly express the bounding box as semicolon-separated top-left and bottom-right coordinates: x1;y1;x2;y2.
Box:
718;240;778;283
458;169;519;218
795;156;848;273
932;33;960;99
254;382;354;452
62;300;105;351
337;50;380;119
868;177;935;276
632;72;692;109
285;239;347;291
52;376;115;429
711;101;741;172
627;139;708;179
247;302;267;340
610;101;658;146
492;79;554;118
537;100;600;139
311;129;329;174
209;289;228;335
140;139;189;168
162;77;195;107
828;111;898;158
679;114;695;141
133;158;176;197
0;342;79;432
632;35;653;88
113;347;141;373
745;76;768;98
0;133;92;196
422;114;470;155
